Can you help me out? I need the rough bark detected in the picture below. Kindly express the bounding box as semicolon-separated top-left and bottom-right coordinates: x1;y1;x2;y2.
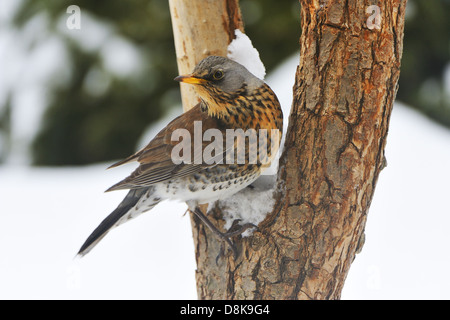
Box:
270;0;407;299
170;0;407;300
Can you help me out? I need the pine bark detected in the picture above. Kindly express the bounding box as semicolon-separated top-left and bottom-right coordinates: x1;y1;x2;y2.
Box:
170;0;407;300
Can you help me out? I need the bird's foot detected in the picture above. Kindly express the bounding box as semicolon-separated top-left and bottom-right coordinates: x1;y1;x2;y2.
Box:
214;220;258;264
223;219;258;238
215;237;237;265
192;208;258;263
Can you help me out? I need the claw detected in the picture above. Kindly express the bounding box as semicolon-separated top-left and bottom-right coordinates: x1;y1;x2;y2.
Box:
216;245;224;265
215;238;237;264
193;207;245;260
223;222;258;238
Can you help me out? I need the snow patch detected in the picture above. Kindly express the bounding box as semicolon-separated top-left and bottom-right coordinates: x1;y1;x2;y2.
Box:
227;29;266;80
213;174;279;236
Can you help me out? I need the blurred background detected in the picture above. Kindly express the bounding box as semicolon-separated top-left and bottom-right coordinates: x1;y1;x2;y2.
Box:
2;0;448;167
0;0;450;300
0;0;303;166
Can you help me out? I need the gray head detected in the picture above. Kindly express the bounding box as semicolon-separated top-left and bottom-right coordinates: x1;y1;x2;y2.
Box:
174;56;264;96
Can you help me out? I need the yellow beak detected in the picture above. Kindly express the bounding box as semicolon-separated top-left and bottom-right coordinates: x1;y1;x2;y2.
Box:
174;74;207;85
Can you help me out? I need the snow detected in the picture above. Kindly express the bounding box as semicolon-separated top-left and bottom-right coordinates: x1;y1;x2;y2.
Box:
1;48;450;299
0;164;196;299
215;174;279;236
227;29;266;80
342;101;450;300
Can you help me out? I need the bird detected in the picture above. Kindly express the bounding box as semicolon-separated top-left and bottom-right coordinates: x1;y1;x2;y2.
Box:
77;55;283;258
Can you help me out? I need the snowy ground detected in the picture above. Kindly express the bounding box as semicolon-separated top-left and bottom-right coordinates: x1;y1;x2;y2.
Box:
1;55;450;299
342;102;450;300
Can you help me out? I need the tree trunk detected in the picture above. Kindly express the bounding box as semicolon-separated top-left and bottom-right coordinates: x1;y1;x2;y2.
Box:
169;0;244;111
170;0;407;300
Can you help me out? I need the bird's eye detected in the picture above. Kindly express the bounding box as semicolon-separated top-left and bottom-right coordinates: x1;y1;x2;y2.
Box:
212;70;224;80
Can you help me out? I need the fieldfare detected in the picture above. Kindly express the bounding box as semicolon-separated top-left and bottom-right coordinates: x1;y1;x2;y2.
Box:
78;56;283;257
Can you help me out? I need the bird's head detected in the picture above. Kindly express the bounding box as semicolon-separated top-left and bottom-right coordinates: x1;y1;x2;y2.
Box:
174;56;264;117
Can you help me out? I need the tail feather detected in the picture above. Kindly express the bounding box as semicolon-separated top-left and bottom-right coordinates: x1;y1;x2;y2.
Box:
77;187;160;257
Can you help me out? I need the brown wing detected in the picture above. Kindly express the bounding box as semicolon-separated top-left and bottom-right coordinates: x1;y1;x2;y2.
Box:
106;104;226;192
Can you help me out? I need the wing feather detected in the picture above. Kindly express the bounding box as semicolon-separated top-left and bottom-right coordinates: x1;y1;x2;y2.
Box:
106;104;226;192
